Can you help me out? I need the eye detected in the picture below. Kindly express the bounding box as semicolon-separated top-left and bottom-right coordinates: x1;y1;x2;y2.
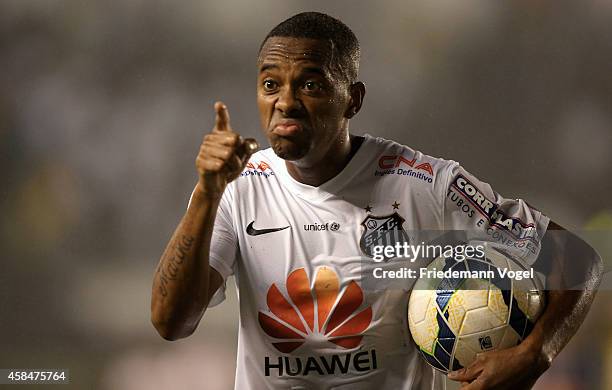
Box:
262;79;278;92
303;81;321;92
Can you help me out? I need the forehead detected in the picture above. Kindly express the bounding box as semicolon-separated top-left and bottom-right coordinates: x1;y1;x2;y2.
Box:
257;37;334;71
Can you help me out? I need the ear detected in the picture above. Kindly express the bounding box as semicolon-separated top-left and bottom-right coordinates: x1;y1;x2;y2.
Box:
344;81;366;119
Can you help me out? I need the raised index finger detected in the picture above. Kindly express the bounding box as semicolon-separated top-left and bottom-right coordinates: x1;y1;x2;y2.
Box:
214;101;231;131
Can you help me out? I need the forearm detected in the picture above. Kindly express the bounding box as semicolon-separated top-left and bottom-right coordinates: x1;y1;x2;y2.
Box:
151;185;221;340
150;102;256;340
521;224;603;374
522;288;598;375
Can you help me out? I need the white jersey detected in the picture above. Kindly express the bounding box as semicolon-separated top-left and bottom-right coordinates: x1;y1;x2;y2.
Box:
205;134;549;390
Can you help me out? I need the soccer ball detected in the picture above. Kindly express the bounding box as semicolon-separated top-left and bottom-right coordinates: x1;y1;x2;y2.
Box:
407;246;545;373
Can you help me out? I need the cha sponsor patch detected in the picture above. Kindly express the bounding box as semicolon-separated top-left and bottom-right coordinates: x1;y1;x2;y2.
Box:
374;155;434;183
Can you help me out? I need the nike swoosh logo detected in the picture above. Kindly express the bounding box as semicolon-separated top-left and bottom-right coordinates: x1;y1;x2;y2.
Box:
246;221;290;236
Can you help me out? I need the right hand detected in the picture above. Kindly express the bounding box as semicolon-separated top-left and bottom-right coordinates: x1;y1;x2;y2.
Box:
196;101;259;197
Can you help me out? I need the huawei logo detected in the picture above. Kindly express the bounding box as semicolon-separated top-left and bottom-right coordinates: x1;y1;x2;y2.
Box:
258;267;372;353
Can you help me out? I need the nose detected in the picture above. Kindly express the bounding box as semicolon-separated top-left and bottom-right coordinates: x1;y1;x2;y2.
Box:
275;86;304;117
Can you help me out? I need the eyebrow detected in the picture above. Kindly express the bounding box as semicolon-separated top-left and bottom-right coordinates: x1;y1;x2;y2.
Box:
303;67;327;78
259;63;278;73
259;64;328;78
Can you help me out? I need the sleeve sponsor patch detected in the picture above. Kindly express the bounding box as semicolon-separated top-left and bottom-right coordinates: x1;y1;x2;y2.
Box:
450;174;540;243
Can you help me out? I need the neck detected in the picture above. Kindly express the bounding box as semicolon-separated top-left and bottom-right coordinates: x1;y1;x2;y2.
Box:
285;134;364;187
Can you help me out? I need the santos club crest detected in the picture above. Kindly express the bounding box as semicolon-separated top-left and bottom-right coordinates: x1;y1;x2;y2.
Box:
360;212;410;261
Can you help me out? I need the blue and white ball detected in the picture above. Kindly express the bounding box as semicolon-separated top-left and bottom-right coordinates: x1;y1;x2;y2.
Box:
407;247;545;373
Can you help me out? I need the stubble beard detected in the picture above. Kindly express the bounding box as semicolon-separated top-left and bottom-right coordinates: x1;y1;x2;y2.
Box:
270;135;310;162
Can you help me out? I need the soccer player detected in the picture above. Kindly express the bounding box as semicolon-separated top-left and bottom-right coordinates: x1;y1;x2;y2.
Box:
151;12;602;389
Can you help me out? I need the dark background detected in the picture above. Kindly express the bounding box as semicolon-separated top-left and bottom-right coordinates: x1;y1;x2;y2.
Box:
1;1;611;388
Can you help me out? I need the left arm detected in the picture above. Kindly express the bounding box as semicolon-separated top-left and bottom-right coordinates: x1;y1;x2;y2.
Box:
448;221;603;389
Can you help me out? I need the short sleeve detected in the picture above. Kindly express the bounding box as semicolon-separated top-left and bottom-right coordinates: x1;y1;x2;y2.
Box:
440;163;550;266
187;185;238;307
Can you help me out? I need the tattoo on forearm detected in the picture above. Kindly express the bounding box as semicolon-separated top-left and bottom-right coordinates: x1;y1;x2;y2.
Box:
157;235;195;297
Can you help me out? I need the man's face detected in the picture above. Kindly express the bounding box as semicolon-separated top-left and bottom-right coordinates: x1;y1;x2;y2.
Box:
257;37;352;165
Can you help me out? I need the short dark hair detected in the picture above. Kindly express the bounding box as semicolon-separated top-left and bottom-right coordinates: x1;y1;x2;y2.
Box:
259;12;360;83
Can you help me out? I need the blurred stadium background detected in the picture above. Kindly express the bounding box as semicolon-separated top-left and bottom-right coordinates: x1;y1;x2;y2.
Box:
1;0;611;389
